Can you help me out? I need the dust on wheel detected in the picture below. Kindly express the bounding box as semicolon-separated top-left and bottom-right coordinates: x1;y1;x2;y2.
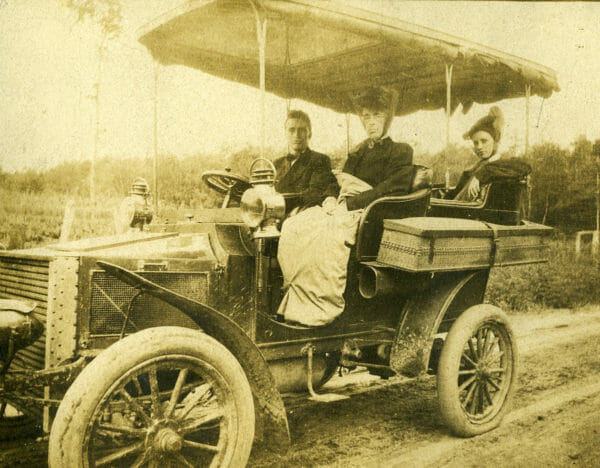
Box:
49;327;255;467
437;305;518;437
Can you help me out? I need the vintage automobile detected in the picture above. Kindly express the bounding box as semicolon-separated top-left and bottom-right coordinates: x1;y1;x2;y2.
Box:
0;1;559;466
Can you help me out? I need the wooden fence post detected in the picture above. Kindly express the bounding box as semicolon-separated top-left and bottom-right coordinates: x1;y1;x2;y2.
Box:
60;199;75;243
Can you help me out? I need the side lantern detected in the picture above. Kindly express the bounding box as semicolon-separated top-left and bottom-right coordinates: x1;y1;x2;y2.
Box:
118;177;154;232
241;159;285;238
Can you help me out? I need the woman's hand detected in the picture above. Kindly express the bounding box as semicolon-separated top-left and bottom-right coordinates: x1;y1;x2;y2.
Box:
322;196;337;215
467;177;481;199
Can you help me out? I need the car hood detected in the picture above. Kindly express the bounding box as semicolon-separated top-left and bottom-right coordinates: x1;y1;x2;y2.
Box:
4;232;216;262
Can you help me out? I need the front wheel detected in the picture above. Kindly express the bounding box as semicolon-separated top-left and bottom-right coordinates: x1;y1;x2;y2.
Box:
49;327;255;467
437;305;517;437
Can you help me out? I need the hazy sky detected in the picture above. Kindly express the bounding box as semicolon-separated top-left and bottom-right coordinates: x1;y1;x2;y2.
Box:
1;1;600;172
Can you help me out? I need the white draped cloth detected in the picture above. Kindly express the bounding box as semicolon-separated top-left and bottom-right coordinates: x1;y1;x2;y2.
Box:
276;173;372;326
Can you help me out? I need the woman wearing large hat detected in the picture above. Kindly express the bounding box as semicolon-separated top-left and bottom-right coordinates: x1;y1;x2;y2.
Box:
449;106;504;201
340;87;414;210
449;106;530;202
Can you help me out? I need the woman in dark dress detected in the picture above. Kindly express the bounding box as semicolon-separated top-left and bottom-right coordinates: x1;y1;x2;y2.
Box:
341;88;414;210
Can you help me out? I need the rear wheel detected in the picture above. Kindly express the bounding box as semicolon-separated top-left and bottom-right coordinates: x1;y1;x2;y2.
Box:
437;305;517;437
49;327;255;467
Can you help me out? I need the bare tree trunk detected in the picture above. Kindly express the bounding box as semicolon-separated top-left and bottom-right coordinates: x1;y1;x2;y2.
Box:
526;176;532;220
593;163;600;259
153;61;159;216
542;192;549;225
596;163;600;234
90;34;107;204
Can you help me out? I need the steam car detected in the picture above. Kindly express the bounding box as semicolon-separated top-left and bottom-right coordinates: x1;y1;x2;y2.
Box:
0;1;558;466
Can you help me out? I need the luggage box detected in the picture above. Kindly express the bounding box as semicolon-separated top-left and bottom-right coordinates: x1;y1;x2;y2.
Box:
377;217;553;272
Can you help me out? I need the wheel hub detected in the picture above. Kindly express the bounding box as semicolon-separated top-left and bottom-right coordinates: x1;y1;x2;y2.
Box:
153;427;183;452
474;362;489;380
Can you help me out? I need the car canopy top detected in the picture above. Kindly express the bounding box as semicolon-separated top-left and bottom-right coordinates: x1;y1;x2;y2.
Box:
138;0;559;117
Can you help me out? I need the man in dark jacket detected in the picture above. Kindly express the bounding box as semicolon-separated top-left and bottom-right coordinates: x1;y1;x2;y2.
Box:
274;110;338;212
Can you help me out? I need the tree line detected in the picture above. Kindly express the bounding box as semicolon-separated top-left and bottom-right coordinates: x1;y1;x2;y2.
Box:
1;135;598;232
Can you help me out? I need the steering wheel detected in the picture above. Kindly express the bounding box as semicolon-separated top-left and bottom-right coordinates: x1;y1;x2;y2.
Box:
202;170;252;208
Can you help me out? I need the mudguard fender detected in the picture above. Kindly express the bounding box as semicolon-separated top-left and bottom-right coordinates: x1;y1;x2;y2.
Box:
390;270;489;376
97;261;290;453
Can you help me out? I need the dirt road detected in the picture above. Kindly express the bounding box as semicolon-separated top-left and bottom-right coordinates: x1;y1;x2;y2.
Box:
2;308;600;467
250;308;600;467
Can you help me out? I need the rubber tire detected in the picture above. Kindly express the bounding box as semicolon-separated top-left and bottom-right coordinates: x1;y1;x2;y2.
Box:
48;327;255;468
437;304;518;437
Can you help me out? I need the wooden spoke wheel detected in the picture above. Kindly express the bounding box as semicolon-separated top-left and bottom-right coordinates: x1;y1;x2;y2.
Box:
49;327;254;468
437;305;517;437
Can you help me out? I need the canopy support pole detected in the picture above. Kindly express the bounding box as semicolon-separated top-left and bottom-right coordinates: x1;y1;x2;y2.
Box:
250;1;268;158
153;60;159;216
285;23;291;113
525;83;531;155
444;63;453;189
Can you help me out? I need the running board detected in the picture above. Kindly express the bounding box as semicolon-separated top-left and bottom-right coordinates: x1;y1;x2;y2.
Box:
283;369;429;410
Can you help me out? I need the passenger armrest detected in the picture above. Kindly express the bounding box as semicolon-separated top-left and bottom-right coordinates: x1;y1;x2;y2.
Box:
356;189;431;261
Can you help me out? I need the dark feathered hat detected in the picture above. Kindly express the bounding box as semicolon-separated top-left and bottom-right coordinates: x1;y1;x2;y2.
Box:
463;106;505;142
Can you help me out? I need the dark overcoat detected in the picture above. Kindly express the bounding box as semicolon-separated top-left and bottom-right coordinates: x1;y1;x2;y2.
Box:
448;157;532;200
343;137;414;210
274;149;339;211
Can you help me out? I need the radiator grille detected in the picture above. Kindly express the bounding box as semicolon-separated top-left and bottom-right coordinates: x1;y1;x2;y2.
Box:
90;271;208;335
0;256;49;371
0;256;49;419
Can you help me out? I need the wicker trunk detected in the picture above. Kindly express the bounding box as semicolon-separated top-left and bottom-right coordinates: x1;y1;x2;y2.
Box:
377;217;552;272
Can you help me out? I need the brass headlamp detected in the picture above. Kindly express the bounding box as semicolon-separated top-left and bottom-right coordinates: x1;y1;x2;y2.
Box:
240;159;285;238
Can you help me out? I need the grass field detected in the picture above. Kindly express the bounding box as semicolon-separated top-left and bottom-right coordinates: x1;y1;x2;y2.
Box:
1;189;597;311
486;236;600;311
0;188;120;248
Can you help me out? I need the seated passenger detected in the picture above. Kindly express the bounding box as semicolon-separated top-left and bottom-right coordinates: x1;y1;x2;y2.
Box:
274;110;338;213
276;87;414;326
446;106;531;201
342;87;414;209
